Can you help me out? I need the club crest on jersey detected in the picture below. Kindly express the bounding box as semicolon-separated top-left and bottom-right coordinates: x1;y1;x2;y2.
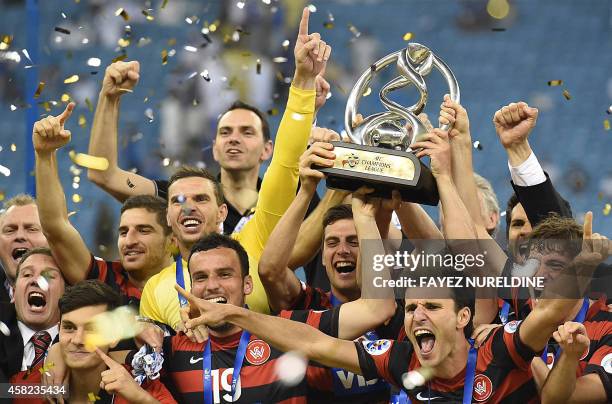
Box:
362;339;391;356
601;353;612;374
503;320;521;334
246;340;271;365
472;374;493;402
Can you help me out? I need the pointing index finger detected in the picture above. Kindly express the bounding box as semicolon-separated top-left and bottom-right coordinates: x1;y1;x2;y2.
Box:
95;348;118;368
58;102;75;125
175;284;198;307
583;211;593;240
298;7;310;37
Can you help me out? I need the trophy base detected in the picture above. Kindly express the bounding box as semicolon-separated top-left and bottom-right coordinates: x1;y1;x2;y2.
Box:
316;142;439;206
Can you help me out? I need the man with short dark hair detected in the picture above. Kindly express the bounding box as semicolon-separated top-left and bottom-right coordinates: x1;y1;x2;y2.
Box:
0;248;64;382
33;111;173;307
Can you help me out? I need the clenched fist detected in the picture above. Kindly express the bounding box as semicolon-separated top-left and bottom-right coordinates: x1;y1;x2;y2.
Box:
102;60;140;98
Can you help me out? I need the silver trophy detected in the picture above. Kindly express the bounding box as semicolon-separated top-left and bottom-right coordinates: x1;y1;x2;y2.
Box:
318;43;460;205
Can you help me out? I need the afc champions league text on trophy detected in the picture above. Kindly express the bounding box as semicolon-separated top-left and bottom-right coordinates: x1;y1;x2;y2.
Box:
316;42;460;205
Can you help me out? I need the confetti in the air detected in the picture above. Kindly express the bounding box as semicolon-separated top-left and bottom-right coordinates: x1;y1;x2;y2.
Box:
0;321;10;336
61;93;71;102
72;194;82;203
0;35;12;50
547;80;563;86
111;54;127;63
403;32;413;41
64;74;79;84
200;69;211;81
88;392;100;402
54;27;71;35
85;98;93;112
142;9;155;21
402;367;434;390
36;276;49;291
362;87;372;97
607;106;612;115
604;203;611;216
473;140;483;150
275;351;307;386
273;57;288;63
162;0;169;8
161;49;168;65
117;38;130;48
267;107;279;116
10;104;17;111
78;115;86;128
348;23;361;38
69;150;110;171
115;7;130;21
563;89;571;100
281;39;290;50
22;49;33;64
604;119;610;131
256;58;261;74
10;143;16;152
145;108;155;122
184;45;197;52
33;81;45;99
0;164;10;177
323;12;335;29
307;4;317;12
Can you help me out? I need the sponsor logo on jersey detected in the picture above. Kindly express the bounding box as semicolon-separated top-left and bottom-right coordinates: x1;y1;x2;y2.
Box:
246;339;271;365
503;320;521;334
473;374;493;402
362;339;391;356
601;353;612;374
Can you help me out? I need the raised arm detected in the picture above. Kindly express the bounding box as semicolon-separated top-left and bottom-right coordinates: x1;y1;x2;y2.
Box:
540;321;608;404
177;285;362;374
258;142;335;312
87;61;156;202
494;102;572;224
33;104;92;285
335;189;397;339
287;127;349;269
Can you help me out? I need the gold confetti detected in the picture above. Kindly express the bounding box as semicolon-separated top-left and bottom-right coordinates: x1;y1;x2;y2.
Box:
161;49;168;65
117;38;130;47
111;54;128;63
64;74;79;84
84;306;143;350
547;80;563;86
167;38;177;46
403;32;413;41
69;150;109;171
41;102;51;112
78;115;86;128
142;9;155;21
67;211;77;218
10;143;16;152
487;0;510;19
88;392;100;402
562;89;571;100
0;191;4;201
604;119;610;131
85;98;93;112
604;203;611;216
323;21;334;29
33;81;45;99
0;35;12;50
362;87;372;97
267;107;279;116
162;0;169;8
72;194;82;203
115;8;129;21
61;93;71;102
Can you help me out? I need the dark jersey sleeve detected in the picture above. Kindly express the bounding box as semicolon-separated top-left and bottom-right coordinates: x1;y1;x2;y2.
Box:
278;307;340;337
154;180;169;200
483;320;539;371
374;300;405;340
583;333;612;401
289;283;332;311
354;339;412;387
511;172;572;227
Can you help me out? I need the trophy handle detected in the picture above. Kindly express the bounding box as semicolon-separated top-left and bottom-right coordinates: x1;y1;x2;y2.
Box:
345;43;460;148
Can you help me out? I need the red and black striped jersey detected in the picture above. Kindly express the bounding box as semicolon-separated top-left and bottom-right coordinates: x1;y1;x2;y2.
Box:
291;283;332;311
580;296;612;401
542;296;612;401
355;320;539;403
86;254;141;308
160;308;339;403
